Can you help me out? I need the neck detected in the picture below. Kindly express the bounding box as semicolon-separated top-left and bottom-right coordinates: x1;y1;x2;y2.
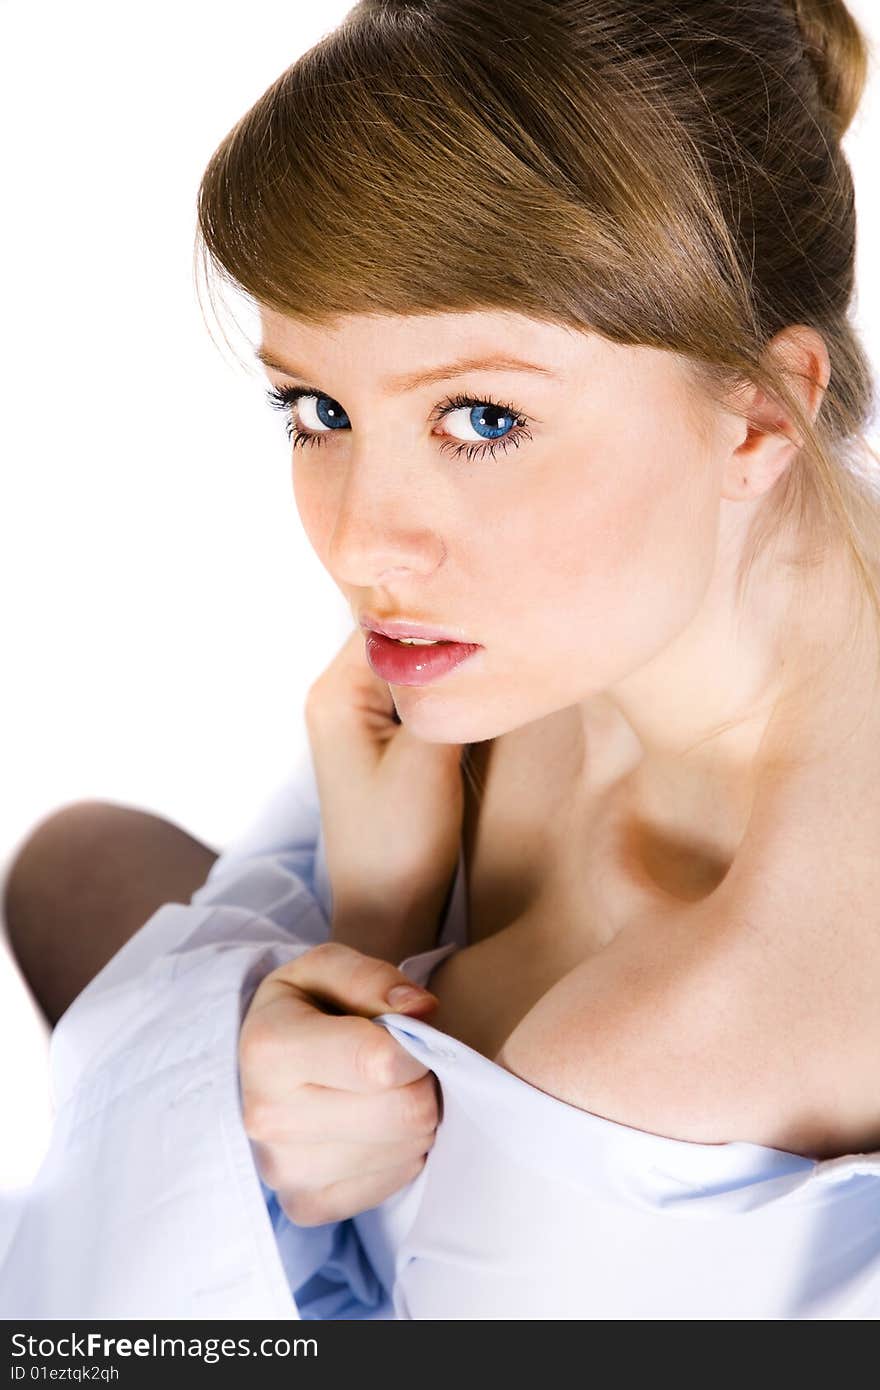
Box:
574;526;880;878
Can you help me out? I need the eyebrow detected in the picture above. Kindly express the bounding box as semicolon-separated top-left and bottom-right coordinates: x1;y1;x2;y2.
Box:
254;347;562;392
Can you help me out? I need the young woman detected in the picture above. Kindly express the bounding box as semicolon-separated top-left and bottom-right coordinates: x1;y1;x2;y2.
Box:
4;0;880;1318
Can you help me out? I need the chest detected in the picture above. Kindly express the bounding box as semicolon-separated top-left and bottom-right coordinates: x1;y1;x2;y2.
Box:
418;720;880;1160
426;719;736;1062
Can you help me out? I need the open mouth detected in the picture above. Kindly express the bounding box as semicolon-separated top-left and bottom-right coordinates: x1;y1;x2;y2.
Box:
364;630;482;686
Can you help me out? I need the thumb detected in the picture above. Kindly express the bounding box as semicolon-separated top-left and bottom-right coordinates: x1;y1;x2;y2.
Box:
277;941;440;1020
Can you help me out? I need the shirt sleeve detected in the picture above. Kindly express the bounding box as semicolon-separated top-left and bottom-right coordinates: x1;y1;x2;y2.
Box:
0;742;393;1319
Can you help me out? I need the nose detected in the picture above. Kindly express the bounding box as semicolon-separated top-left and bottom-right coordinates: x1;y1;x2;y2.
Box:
325;449;447;587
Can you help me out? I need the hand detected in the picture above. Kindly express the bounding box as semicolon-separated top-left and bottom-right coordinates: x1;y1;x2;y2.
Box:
239;941;442;1226
304;624;465;960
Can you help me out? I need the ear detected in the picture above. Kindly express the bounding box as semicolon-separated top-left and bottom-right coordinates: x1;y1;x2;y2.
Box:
721;325;831;502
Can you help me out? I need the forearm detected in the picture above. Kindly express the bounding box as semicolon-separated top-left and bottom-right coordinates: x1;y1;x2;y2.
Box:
330;875;453;962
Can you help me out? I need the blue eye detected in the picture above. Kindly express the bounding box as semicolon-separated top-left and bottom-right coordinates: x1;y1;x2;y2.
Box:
305;394;351;431
430;393;531;459
446;401;516;441
264;386;349;444
264;385;532;462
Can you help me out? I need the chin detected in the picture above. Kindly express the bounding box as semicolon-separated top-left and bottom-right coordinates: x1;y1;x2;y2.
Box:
392;686;529;745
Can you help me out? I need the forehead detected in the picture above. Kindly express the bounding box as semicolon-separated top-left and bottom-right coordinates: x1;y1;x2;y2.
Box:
256;305;700;408
258;306;582;363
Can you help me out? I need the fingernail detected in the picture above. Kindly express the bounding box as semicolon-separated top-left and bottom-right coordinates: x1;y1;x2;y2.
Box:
386;984;437;1011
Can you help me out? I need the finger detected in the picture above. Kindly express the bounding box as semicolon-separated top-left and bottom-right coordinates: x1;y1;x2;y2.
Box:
306;626;394;727
265;940;439;1021
275;1155;431;1227
256;1072;441;1144
242;997;435;1092
252;1128;436;1194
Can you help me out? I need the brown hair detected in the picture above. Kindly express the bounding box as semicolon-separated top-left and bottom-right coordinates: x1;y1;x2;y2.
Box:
194;0;880;652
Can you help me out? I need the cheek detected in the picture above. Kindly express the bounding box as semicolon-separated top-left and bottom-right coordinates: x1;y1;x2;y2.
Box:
292;463;335;556
492;426;719;654
586;439;718;658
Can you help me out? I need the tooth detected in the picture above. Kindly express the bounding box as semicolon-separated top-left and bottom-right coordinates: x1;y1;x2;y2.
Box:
397;637;440;645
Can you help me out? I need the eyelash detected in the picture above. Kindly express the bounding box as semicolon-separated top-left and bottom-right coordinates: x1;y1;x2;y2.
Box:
264;385;533;462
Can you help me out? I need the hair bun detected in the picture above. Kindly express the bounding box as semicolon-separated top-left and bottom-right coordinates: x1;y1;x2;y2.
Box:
786;0;869;139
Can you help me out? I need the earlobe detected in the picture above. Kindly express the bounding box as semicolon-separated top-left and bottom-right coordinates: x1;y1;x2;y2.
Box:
721;325;830;502
722;417;798;502
721;385;799;502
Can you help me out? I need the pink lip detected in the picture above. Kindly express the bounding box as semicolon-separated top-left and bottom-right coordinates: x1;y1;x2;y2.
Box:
363;630;483;687
359;612;478;644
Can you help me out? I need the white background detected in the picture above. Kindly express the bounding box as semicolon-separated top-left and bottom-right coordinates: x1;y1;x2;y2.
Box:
1;0;879;1192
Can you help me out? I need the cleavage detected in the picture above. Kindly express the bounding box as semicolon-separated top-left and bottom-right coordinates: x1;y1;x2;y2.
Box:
425;728;736;1062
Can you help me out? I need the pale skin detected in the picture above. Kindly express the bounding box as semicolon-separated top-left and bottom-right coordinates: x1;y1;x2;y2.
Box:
241;304;880;1218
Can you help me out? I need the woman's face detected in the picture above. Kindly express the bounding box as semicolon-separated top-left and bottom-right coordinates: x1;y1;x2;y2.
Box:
258;307;731;745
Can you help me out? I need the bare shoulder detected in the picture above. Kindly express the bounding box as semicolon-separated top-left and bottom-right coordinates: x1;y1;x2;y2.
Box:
494;827;880;1161
485;681;880;1160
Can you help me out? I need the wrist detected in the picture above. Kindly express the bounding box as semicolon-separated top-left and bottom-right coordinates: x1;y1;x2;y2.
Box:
330;884;449;961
